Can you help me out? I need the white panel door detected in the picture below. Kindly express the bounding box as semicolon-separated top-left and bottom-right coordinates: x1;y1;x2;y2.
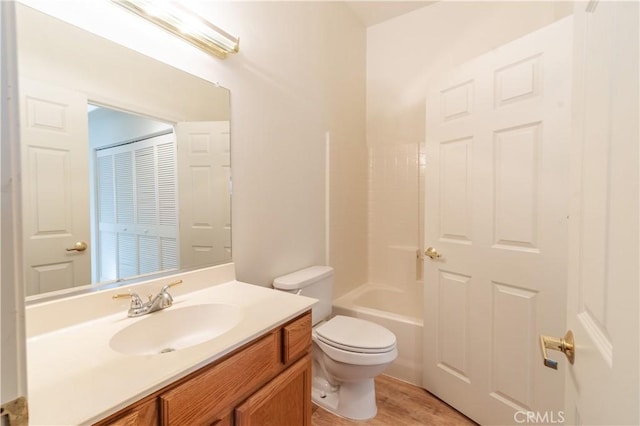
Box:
177;121;231;269
564;2;639;424
423;18;572;425
19;78;90;296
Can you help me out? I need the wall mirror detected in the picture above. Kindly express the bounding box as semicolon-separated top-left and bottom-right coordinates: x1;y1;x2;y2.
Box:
17;3;232;301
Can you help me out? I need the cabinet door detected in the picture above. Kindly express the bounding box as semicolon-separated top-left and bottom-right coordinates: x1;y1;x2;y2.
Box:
235;353;312;426
94;398;158;426
160;332;280;425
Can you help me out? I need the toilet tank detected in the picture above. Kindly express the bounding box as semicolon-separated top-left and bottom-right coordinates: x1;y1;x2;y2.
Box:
272;266;333;325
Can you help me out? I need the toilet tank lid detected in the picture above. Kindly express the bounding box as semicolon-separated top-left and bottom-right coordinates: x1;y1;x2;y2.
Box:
272;266;333;290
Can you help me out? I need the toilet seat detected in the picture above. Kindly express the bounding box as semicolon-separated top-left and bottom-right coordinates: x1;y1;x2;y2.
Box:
315;315;396;352
314;335;398;366
315;334;396;353
313;316;397;365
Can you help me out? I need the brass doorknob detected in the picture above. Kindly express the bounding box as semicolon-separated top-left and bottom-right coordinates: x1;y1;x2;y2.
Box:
540;330;575;370
66;241;88;252
425;247;442;259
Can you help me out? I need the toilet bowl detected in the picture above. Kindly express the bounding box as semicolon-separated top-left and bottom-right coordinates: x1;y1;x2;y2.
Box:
311;315;397;419
273;267;397;420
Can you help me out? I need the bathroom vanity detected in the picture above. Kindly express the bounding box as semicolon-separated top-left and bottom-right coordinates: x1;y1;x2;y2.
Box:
95;311;312;426
25;264;316;425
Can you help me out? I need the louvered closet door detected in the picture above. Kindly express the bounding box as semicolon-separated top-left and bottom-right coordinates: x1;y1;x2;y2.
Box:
422;17;572;425
96;133;177;281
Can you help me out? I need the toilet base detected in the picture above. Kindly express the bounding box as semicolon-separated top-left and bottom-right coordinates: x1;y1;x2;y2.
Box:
312;376;377;420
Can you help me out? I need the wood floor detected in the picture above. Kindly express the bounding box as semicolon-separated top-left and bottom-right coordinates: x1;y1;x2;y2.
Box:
311;375;477;426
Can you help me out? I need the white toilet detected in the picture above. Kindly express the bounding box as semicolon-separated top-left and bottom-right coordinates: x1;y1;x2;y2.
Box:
273;266;397;420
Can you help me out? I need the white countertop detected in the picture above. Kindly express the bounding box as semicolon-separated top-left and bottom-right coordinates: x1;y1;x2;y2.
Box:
26;273;316;425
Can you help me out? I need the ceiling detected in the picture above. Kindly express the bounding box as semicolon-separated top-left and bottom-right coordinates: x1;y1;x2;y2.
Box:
344;1;437;27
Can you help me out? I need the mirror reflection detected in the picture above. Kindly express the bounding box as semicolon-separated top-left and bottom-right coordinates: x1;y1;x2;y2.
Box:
90;106;177;284
17;4;232;298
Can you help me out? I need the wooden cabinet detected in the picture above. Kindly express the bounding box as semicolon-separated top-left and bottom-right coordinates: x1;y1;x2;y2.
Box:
160;332;281;425
94;311;312;426
282;312;312;364
99;399;158;426
235;354;312;426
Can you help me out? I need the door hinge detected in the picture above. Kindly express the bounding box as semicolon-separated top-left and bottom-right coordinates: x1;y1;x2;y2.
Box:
0;396;28;426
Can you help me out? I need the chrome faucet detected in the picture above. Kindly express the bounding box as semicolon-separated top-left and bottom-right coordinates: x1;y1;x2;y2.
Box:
113;280;182;317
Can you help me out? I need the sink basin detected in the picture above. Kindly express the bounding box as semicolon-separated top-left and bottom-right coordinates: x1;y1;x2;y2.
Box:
110;304;243;355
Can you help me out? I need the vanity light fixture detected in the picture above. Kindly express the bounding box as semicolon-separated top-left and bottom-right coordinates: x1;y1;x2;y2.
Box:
112;0;239;59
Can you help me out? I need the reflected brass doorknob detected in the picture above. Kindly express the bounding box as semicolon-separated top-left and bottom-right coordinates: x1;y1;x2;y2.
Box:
66;241;88;252
425;247;442;259
540;330;575;369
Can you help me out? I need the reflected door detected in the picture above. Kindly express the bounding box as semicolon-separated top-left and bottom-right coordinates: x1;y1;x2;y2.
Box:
177;121;231;269
20;78;90;296
95;132;178;282
422;18;572;424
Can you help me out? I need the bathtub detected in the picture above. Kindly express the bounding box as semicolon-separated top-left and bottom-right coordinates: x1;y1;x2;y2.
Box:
332;283;423;386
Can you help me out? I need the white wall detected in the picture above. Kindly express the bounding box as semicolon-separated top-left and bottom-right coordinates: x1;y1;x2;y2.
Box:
88;108;172;150
366;1;572;285
17;0;367;295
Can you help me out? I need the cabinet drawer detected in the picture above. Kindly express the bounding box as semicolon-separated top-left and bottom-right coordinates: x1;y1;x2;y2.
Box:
160;332;280;426
282;312;312;364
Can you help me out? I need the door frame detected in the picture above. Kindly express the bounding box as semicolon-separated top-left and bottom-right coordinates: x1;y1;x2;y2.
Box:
0;0;28;421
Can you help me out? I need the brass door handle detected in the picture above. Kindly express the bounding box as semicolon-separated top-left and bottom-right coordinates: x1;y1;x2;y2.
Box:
540;330;575;369
425;247;442;259
66;241;88;252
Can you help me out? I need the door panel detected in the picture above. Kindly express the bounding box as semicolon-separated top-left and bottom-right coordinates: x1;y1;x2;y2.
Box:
439;137;473;244
565;2;639;424
493;123;540;252
423;17;573;425
19;78;90;296
176;121;231;269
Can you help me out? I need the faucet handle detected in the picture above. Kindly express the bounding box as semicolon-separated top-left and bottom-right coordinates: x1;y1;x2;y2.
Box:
161;279;183;292
112;292;144;308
